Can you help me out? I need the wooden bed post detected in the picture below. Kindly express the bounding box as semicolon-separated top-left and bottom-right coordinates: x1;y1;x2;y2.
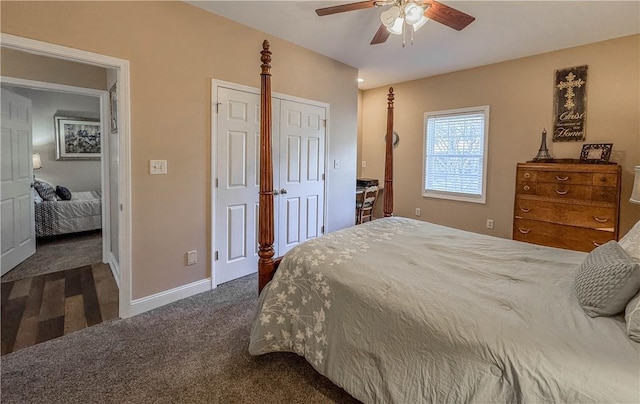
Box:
258;40;276;293
383;87;394;217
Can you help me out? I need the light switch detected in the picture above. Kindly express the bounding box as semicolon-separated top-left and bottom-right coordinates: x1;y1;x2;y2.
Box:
333;159;340;169
150;160;167;175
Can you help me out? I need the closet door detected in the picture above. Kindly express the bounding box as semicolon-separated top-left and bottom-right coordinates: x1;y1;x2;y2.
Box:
214;86;325;285
277;100;325;256
216;87;280;285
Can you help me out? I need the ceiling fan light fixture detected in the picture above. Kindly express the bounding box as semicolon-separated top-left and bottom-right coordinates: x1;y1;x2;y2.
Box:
380;5;401;28
404;2;424;25
387;17;404;35
412;15;429;31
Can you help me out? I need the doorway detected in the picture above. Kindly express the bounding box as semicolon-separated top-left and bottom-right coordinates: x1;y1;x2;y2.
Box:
1;33;132;318
0;80;118;354
1;82;107;272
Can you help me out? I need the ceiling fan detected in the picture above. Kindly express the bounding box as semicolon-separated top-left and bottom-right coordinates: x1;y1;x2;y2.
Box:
315;0;475;46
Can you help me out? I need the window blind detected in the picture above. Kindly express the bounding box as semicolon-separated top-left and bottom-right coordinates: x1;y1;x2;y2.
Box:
424;110;486;199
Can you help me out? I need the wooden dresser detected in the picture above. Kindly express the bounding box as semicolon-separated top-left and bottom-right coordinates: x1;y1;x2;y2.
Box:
513;162;621;252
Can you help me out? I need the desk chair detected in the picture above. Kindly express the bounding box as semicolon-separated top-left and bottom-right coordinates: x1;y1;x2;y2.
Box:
356;185;379;224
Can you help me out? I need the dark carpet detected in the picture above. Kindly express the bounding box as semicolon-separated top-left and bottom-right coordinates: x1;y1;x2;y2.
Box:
2;230;103;283
0;274;358;403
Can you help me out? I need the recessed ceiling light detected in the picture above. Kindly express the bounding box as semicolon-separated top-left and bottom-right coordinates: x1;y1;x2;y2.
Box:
357;78;364;83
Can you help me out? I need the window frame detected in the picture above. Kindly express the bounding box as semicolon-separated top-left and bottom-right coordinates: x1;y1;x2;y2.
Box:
422;105;490;204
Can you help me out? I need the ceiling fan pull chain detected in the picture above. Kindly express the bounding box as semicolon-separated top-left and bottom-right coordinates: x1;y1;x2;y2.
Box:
410;25;414;45
402;21;406;47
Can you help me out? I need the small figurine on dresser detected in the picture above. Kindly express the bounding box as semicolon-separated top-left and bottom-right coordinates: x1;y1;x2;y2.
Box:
532;129;554;162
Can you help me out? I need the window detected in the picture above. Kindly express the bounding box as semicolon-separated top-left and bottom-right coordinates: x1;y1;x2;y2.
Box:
423;106;489;203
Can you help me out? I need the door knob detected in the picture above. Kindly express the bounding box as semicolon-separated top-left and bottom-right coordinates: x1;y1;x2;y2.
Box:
280;188;287;195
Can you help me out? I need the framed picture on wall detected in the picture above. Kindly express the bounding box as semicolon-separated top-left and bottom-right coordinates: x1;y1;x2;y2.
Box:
54;116;101;160
109;82;118;134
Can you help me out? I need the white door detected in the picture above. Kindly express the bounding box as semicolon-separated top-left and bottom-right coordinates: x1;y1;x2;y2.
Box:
1;89;36;275
277;100;326;255
215;87;280;285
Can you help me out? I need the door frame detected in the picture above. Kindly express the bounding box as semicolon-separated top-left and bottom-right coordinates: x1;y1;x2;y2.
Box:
1;33;133;318
1;77;111;272
211;79;330;288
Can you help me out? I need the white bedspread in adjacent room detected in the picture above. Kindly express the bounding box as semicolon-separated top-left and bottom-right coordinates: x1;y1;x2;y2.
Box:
249;217;640;403
35;191;102;237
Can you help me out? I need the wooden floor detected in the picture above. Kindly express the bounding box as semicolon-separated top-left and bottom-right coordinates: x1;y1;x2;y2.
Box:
1;263;118;355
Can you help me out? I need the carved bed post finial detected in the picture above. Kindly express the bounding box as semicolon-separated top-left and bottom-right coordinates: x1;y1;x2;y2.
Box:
384;87;394;217
260;40;271;75
258;40;275;292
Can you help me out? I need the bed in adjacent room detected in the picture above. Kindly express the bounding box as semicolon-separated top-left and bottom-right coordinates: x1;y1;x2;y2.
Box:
249;40;640;403
33;180;102;237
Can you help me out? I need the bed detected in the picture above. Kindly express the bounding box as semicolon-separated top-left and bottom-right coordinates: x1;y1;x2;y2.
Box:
35;190;102;237
249;41;640;403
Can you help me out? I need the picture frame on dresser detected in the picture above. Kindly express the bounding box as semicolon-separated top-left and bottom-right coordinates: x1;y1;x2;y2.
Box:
579;143;613;164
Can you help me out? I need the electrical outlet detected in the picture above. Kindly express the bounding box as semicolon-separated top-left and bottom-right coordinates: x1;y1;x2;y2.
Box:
362;161;367;168
415;208;421;216
187;250;197;266
486;219;494;229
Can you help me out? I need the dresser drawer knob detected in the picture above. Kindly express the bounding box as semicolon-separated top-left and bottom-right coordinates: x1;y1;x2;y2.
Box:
524;173;531;179
599;176;607;182
555;189;568;195
592;241;602;247
593;216;609;223
519;207;531;213
517;227;531;234
555;175;569;181
523;185;530;191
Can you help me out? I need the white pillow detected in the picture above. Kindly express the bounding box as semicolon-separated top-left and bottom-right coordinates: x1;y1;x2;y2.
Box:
619;220;640;261
575;241;640;317
625;292;640;343
33;188;43;204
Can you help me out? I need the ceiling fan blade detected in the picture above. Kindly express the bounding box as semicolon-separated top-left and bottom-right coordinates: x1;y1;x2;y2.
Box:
370;24;391;45
316;1;377;17
425;0;475;31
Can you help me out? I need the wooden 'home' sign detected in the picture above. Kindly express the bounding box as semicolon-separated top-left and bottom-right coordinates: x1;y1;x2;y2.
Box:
553;65;588;142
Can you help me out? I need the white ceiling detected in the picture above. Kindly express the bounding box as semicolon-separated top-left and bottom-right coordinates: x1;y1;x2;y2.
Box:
187;1;640;89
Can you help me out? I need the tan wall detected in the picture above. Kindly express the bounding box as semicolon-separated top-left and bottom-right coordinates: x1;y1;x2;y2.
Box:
1;1;358;299
1;48;107;90
361;35;640;239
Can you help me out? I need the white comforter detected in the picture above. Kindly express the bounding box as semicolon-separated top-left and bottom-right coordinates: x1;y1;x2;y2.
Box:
249;217;640;403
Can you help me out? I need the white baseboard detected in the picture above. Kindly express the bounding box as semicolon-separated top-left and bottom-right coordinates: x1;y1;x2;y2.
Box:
129;278;212;316
108;252;121;288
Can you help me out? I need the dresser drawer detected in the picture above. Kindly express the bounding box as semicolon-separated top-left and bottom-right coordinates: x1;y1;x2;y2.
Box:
591;186;618;203
516;169;537;182
514;198;616;229
536;183;591;200
536;171;592;185
512;219;615;252
515;182;537;195
592;173;618;187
